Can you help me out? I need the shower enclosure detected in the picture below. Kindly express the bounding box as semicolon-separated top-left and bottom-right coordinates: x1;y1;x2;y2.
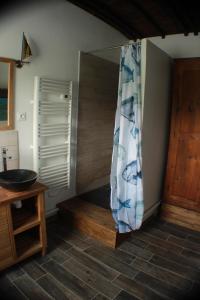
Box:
57;40;172;247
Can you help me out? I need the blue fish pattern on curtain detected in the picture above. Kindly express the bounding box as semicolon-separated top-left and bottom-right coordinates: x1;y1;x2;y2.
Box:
110;42;144;233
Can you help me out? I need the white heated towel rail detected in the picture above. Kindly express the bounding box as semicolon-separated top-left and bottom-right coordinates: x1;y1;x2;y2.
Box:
33;77;72;190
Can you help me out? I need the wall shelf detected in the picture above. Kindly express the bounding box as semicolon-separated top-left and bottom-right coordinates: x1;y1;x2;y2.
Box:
13;217;40;235
15;226;41;259
11;197;40;235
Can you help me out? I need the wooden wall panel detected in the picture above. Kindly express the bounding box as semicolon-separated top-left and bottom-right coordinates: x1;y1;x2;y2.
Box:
77;53;119;193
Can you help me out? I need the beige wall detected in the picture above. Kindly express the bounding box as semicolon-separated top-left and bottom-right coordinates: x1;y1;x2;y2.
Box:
77;53;119;193
149;33;200;58
142;40;172;216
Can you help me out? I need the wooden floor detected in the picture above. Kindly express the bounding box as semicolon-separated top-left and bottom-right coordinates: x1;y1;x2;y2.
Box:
0;216;200;300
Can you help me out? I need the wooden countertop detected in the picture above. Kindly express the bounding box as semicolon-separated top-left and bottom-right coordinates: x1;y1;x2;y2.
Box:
0;182;47;205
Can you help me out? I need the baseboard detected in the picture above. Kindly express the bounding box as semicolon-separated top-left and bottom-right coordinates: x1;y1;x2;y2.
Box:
46;208;58;219
161;203;200;232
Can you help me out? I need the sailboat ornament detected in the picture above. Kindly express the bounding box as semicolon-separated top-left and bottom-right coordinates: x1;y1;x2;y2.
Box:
16;33;32;68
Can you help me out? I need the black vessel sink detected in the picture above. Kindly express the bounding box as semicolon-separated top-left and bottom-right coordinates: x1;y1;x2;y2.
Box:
0;169;37;191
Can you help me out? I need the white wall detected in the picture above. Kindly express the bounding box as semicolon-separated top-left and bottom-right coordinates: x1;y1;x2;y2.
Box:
0;0;126;213
142;40;172;218
149;33;200;58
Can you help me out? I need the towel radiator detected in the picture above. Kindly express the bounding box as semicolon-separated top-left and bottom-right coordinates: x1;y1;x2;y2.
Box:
33;77;72;190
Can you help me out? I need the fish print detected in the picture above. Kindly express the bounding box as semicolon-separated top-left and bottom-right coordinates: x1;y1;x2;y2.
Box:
112;198;131;214
120;96;135;122
114;127;120;145
117;220;132;231
122;161;142;184
121;57;134;83
131;127;139;139
117;144;126;160
131;44;141;70
113;128;127;160
118;198;131;210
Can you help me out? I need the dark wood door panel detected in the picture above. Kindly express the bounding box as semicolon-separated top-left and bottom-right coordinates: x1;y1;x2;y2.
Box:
171;135;200;199
167;136;200;212
179;69;200;134
164;59;200;213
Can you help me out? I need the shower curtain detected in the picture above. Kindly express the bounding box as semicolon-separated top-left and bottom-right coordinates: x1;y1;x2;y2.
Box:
110;42;144;233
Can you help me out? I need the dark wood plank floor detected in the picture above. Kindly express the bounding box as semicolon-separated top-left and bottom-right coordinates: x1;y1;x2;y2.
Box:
1;216;200;300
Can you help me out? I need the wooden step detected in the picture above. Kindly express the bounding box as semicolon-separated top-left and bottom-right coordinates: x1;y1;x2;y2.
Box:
57;198;129;248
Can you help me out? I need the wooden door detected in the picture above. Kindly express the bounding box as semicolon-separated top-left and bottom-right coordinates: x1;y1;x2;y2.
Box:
164;58;200;213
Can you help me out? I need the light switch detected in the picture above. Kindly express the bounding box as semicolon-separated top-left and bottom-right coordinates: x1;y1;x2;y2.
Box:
6;145;18;160
17;112;26;121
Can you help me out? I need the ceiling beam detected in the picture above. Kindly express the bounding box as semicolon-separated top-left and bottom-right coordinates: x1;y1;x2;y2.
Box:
130;0;166;38
182;6;199;35
67;0;143;39
161;0;192;36
66;0;199;39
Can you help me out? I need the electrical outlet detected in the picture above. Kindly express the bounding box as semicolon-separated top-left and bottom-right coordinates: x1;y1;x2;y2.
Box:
17;112;26;121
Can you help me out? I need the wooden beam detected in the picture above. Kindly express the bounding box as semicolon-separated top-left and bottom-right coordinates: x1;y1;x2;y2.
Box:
167;1;193;35
66;0;143;39
184;8;199;35
157;0;189;36
66;0;199;38
130;0;166;38
173;4;198;35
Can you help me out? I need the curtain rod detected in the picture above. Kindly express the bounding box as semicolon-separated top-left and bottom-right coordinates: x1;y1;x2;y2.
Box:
85;39;141;54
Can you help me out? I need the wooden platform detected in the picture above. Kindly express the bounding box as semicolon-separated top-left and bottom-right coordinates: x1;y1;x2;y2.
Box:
57;197;129;248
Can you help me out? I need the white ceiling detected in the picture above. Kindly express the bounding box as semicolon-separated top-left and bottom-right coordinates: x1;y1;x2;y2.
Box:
90;33;200;64
149;33;200;58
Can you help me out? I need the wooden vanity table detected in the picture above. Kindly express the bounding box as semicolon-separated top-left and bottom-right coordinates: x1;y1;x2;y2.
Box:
0;182;47;271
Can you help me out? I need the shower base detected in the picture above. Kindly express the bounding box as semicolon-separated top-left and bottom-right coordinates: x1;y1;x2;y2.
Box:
57;186;130;248
79;184;111;210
